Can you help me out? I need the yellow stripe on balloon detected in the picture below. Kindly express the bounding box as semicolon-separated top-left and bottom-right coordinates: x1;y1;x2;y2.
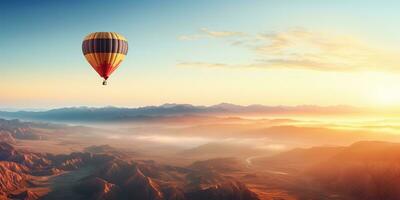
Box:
83;32;127;42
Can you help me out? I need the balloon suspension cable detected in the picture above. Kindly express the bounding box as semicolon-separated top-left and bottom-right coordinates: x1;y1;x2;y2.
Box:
102;79;107;85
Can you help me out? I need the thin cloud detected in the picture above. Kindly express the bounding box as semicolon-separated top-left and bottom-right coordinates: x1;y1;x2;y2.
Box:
178;34;204;41
177;62;231;68
178;28;245;41
200;28;245;38
179;28;400;72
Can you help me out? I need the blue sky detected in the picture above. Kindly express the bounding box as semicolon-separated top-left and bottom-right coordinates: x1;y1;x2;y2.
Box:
2;0;400;108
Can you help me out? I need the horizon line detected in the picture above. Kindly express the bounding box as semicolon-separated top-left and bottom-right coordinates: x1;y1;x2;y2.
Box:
0;102;388;113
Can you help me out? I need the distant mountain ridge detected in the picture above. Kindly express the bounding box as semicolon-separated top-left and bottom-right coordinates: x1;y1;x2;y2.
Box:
0;103;363;122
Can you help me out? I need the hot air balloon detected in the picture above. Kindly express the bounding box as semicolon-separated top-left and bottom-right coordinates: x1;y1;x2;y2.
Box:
82;32;128;85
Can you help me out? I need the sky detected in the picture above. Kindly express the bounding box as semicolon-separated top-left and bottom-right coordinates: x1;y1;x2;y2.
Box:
2;0;400;109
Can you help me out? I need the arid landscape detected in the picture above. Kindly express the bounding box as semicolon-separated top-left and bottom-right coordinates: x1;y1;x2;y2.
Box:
4;1;400;199
1;104;400;200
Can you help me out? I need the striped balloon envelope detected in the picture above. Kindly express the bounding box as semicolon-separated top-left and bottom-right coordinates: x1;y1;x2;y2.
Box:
82;32;128;85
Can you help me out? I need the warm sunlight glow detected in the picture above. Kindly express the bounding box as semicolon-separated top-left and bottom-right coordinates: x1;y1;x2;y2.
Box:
373;86;400;106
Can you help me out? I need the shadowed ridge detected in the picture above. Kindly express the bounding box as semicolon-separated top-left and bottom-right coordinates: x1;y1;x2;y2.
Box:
122;166;164;200
185;180;260;200
76;177;121;200
9;190;40;200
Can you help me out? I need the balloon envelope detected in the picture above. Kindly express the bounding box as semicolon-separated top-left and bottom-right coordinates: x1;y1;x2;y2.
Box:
82;32;128;82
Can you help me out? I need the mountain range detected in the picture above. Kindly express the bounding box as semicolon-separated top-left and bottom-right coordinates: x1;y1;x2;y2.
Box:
0;141;259;200
0;103;364;123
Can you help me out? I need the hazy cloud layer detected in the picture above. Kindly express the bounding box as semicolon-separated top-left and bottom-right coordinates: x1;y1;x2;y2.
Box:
179;28;400;72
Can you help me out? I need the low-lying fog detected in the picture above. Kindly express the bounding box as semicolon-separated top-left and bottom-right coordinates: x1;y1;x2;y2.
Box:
20;114;399;164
